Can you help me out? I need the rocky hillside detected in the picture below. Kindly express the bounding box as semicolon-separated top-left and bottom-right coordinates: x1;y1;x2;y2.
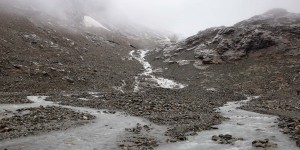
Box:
0;3;149;93
155;8;300;65
146;9;300;147
0;0;181;93
0;0;175;46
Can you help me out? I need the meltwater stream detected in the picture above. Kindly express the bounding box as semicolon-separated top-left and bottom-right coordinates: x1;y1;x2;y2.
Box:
129;49;187;92
0;96;166;150
0;96;298;150
157;96;299;150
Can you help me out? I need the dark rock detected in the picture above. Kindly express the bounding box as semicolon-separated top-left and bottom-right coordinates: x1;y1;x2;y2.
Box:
130;44;137;49
212;135;220;141
281;127;290;134
202;57;214;64
13;64;23;69
212;134;243;144
63;76;74;83
0;125;12;133
219;27;235;35
31;41;38;44
177;136;187;141
252;139;278;148
223;134;233;140
0;68;8;76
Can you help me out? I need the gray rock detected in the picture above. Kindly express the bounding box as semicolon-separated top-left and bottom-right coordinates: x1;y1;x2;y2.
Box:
212;134;243;144
252;139;278;148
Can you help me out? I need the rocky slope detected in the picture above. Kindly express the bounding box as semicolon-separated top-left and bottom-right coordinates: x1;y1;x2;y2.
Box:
0;0;176;94
0;0;175;46
147;8;300;147
155;8;300;65
0;3;148;93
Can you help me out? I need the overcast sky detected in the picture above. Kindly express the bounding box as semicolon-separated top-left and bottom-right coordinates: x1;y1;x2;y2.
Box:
4;0;300;37
109;0;300;36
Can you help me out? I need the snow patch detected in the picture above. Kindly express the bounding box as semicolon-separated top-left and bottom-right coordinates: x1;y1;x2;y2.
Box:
83;16;110;31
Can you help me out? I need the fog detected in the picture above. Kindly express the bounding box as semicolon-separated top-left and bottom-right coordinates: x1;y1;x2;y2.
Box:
3;0;300;36
111;0;300;36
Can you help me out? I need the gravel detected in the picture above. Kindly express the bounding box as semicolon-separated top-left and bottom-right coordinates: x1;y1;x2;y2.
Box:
0;94;32;104
0;106;95;140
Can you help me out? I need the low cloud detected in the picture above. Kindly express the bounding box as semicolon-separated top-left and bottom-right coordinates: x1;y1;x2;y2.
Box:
2;0;300;36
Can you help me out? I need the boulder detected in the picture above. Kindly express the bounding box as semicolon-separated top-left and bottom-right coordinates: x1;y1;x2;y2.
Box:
212;134;244;144
252;139;278;148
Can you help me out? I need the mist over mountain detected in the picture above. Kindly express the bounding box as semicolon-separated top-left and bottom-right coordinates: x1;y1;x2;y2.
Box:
0;0;176;42
0;0;300;149
1;0;300;37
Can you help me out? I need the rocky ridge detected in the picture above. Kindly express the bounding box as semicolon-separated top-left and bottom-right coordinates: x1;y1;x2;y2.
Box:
155;8;300;66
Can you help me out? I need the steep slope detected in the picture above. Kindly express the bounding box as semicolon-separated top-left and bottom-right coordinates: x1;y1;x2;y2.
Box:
0;0;175;47
0;5;142;93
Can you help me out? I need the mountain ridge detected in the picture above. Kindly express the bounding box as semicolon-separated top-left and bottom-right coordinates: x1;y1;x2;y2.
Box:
152;9;300;66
